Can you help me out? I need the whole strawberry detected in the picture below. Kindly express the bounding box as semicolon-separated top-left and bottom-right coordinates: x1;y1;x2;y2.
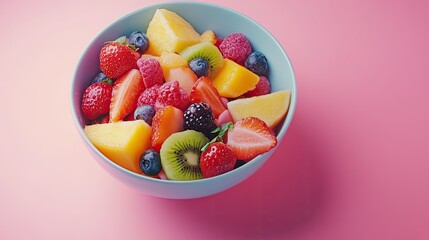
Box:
81;82;112;120
100;42;140;79
200;142;237;178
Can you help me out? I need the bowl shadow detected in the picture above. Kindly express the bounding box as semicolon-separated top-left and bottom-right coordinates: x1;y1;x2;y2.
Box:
128;111;329;239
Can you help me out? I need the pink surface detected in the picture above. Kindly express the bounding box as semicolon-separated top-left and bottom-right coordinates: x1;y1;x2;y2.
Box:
1;0;428;239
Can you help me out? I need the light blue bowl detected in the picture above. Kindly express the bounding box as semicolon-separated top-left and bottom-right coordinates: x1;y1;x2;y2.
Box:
71;2;296;199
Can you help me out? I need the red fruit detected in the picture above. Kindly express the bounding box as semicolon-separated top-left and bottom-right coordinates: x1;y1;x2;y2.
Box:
165;67;197;95
215;36;223;48
100;42;140;79
109;69;144;122
137;84;160;108
200;142;237;178
150;106;184;152
244;76;271;97
189;76;226;118
81;82;113;120
137;58;164;89
226;117;277;161
155;81;190;111
215;109;233;127
219;33;252;65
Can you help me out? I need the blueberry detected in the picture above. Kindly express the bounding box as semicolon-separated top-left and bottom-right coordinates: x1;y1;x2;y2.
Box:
128;31;149;53
134;104;156;125
139;150;162;176
189;58;209;78
91;72;113;85
244;52;269;76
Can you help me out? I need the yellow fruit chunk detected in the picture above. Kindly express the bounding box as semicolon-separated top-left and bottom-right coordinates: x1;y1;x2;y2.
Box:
227;90;291;129
84;120;152;174
211;59;260;98
146;9;201;56
200;30;216;44
159;52;188;77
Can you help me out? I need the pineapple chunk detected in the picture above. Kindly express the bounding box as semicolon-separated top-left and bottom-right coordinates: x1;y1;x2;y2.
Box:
146;9;201;56
84;120;151;173
227;90;291;129
211;59;260;98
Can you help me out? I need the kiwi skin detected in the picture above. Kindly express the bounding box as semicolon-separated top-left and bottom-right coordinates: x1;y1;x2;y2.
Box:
179;42;224;76
160;130;209;181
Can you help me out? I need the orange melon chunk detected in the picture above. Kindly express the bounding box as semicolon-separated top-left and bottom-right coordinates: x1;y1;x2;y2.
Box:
84;120;152;173
211;59;260;98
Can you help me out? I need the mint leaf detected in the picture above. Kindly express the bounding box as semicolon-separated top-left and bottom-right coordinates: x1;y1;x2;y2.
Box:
201;122;233;152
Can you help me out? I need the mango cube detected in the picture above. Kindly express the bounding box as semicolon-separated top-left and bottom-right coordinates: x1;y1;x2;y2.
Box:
211;59;260;98
84;120;152;173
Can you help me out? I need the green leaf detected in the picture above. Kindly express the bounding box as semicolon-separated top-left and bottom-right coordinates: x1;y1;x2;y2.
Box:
115;36;127;44
200;122;233;152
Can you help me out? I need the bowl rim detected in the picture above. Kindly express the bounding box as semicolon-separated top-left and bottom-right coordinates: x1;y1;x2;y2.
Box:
70;1;297;185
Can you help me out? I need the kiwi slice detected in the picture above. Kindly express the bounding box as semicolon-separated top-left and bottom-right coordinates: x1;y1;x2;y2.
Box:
179;41;224;76
160;130;209;181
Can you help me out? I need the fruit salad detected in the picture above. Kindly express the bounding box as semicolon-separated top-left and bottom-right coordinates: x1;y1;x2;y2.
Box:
81;8;291;180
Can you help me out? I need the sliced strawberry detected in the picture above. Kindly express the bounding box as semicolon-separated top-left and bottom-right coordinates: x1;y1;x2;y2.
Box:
226;117;277;161
150;106;184;152
189;76;226;118
109;69;144;122
200;142;237;178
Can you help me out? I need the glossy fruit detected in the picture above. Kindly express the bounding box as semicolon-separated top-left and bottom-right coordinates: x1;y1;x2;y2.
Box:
109;69;144;122
189;76;226;118
200;30;216;44
146;9;201;55
100;42;140;79
134;104;156;125
227;90;291;129
139;149;162;176
184;102;217;139
158;52;188;77
84;120;152;173
136;84;160;109
215;109;233;127
244;76;271;97
160;130;209;181
137;57;164;89
150;106;184;152
245;52;269;76
226;117;277;161
189;58;209;78
219;33;252;65
155;81;190;111
211;59;260;98
91;72;113;85
128;31;149;53
179;41;224;76
81;82;112;120
164;67;197;95
200;142;237;178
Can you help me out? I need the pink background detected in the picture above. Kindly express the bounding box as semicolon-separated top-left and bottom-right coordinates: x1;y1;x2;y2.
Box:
1;0;428;239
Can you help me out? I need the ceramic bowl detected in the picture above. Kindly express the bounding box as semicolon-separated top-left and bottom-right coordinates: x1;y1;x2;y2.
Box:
71;2;296;199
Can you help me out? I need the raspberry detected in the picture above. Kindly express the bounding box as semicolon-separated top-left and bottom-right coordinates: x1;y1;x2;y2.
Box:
137;58;164;89
244;76;271;97
81;82;112;120
184;102;217;139
155;81;190;111
137;84;160;108
219;33;252;65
